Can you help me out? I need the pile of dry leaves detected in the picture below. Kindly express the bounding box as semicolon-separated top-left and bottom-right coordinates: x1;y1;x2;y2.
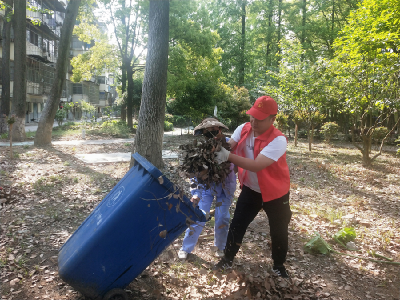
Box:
178;134;232;189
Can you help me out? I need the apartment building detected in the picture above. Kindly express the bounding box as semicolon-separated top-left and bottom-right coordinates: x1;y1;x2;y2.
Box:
0;1;116;124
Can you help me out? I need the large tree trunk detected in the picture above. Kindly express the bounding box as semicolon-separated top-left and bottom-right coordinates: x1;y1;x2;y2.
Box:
132;0;169;169
11;0;26;142
0;0;13;134
34;0;81;146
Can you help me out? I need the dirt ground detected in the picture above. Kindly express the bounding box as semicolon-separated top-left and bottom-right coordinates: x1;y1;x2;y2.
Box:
1;131;399;300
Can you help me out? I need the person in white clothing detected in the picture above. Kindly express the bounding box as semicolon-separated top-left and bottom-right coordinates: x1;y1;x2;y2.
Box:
213;96;292;278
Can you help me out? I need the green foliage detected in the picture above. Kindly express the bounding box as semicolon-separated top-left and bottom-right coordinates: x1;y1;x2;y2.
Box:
164;120;174;132
275;112;289;132
304;232;333;255
293;110;307;126
55;109;65;126
172;115;190;127
168;1;223;102
100;120;131;137
321;122;339;143
80;101;96;121
70;18;119;82
167;79;217;122
165;114;174;124
6;114;15;125
333;227;356;248
216;84;251;130
372;127;389;144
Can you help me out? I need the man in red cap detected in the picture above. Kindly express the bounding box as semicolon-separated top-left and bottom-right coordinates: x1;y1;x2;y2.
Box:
213;96;292;278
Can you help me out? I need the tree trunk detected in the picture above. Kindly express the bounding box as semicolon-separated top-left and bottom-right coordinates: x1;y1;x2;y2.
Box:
361;135;372;166
126;61;134;129
277;0;282;62
266;0;273;67
120;64;127;123
34;0;82;146
0;0;12;134
309;125;314;151
132;0;169;169
238;0;246;86
11;0;26;141
295;123;298;147
300;0;307;61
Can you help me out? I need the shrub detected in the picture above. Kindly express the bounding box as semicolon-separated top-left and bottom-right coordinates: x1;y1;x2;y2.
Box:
164;120;174;131
165;114;174;123
55;109;65;126
321;122;339;143
275;112;289;133
172;115;190;127
372;126;389;145
100;120;131;137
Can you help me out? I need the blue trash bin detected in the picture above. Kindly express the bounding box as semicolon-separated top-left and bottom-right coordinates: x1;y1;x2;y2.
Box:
58;152;206;299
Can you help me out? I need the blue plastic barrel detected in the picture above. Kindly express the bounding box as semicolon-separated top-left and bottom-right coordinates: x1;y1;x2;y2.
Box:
58;152;206;299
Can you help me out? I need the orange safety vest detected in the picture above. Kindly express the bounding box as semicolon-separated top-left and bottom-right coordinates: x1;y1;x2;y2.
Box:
234;123;290;202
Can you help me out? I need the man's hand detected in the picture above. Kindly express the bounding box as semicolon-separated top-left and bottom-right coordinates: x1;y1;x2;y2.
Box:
190;196;200;206
215;146;230;164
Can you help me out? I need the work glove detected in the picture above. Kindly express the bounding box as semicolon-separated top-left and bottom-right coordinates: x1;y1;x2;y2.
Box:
215;146;230;164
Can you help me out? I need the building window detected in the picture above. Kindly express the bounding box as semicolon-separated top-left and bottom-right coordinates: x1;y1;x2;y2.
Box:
28;30;39;46
71;36;84;50
73;83;83;94
97;76;105;84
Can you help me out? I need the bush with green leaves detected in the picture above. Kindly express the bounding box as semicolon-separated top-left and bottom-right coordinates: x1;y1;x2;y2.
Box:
372;126;389;145
55;109;66;126
321;122;339;143
275;112;288;133
100;120;130;137
164;120;174;131
172;115;190;127
165;113;174;124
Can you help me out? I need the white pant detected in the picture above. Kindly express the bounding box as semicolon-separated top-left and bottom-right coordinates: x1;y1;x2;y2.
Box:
180;185;233;253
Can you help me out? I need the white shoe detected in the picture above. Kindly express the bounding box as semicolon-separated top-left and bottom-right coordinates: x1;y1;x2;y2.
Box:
178;250;188;259
215;249;225;258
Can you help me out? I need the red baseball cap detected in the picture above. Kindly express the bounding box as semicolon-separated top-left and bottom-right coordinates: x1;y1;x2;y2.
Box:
246;96;278;120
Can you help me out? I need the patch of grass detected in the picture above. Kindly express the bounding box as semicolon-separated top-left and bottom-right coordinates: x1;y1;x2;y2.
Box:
33;177;55;192
63;161;71;166
26;131;35;139
51;127;82;137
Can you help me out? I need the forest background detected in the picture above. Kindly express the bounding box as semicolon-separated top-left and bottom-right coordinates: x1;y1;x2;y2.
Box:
73;0;400;166
1;0;399;166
